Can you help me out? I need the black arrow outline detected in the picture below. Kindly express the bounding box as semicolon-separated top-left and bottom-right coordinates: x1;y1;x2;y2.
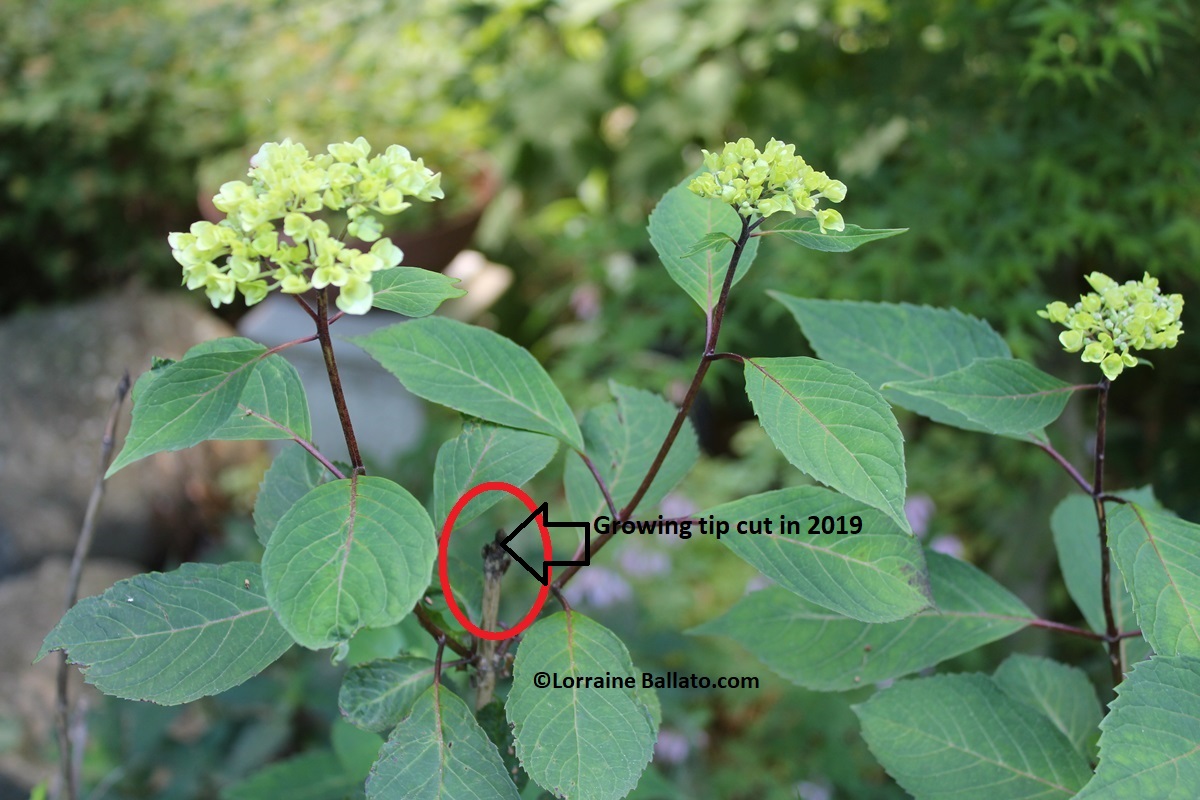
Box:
499;502;591;585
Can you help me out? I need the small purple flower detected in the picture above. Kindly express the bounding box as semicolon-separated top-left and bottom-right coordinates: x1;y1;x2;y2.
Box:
562;566;632;608
904;493;936;537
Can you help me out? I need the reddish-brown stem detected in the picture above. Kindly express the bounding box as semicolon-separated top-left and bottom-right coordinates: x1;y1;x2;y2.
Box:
554;215;755;589
414;602;472;658
1093;377;1123;688
1032;437;1094;495
577;451;618;518
1027;618;1105;641
314;289;364;475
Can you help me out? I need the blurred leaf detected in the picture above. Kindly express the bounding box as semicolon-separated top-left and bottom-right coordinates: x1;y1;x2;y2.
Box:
254;443;326;546
431;422;558;527
1076;655;1200;798
222;750;360;800
883;358;1076;436
340;656;436;734
332;719;383;782
262;476;435;650
371;267;466;317
38;562;291;704
564;381;698;521
993;654;1101;760
648;173;759;314
1109;502;1200;658
760;218;907;252
708;487;930;623
353;318;583;449
693;551;1029;690
508;613;656;800
367;683;519;799
743;357;910;531
108;343;265;476
855;674;1091;799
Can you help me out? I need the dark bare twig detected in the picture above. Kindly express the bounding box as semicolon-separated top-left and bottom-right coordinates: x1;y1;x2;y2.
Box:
56;372;130;800
314;289;364;475
1093;377;1123;688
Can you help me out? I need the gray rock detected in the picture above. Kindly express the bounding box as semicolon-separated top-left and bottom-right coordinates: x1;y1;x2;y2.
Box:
0;287;265;574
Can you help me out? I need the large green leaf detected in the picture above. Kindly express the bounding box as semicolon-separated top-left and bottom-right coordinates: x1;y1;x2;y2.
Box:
38;562;292;705
770;295;1014;433
1109;502;1200;658
993;654;1101;759
770;295;1011;388
882;358;1076;436
743;357;910;531
222;750;361;800
564;382;699;521
431;422;558;528
186;337;313;441
1077;655;1200;798
647;172;759;314
1051;490;1152;666
371;266;465;317
758;217;908;252
262;476;436;650
507;613;657;800
855;674;1092;799
708;487;930;623
107;344;265;476
367;683;519;800
692;551;1029;690
352;317;583;449
253;444;327;546
340;656;437;734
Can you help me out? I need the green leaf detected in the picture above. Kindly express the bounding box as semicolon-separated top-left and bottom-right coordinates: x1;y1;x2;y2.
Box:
371;266;466;317
262;476;436;650
1109;502;1200;658
759;217;908;252
770;295;1015;433
367;683;519;800
222;750;360;800
647;172;759;314
692;551;1029;690
340;656;437;734
854;674;1092;799
187;337;313;441
1076;655;1200;798
679;231;734;258
352;317;583;449
771;295;1012;388
508;613;657;800
431;422;558;528
37;562;292;705
708;487;930;623
882;358;1076;436
254;444;327;547
1051;490;1152;665
743;357;910;532
564;382;699;521
107;344;265;476
993;654;1101;759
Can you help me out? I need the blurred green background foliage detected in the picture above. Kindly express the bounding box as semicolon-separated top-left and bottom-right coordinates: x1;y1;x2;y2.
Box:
4;0;1198;797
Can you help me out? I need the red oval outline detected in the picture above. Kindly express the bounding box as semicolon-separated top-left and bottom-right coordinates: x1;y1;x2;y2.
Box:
438;481;551;641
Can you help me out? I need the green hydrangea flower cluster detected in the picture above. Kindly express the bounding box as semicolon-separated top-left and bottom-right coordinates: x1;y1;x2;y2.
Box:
169;138;443;314
1038;271;1184;380
687;138;847;231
